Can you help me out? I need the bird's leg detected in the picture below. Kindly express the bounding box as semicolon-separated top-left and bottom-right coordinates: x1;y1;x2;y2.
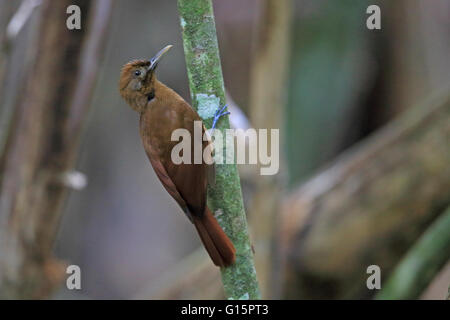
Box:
211;104;230;130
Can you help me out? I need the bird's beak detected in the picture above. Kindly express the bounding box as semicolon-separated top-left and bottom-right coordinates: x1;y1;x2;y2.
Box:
149;45;173;71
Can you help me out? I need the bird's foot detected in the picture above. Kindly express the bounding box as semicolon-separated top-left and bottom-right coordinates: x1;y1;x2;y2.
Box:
211;104;230;130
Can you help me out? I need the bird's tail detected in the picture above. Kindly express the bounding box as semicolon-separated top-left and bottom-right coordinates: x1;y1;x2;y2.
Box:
193;207;236;267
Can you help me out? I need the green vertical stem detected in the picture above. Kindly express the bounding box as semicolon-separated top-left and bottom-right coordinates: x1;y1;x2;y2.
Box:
177;0;260;299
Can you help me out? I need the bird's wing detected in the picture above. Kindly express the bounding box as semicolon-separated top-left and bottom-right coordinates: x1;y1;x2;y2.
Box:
157;109;212;218
164;159;208;219
140;127;207;221
139;100;213;220
147;153;193;222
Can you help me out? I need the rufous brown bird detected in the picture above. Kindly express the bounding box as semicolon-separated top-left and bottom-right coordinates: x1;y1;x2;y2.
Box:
119;45;236;267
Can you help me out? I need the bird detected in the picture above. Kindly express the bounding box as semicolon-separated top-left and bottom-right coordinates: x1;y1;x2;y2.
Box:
118;45;236;267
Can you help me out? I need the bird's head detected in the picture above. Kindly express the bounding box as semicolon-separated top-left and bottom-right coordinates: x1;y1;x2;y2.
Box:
119;45;173;113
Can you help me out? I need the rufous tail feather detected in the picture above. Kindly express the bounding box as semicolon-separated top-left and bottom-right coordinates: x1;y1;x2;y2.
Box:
193;207;236;267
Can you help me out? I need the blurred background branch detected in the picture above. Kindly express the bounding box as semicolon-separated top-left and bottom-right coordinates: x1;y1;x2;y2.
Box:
247;0;292;299
134;248;221;299
280;89;450;299
0;0;112;298
376;205;450;300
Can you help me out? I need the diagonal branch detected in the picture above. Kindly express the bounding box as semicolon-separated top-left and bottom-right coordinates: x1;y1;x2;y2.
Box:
280;89;450;299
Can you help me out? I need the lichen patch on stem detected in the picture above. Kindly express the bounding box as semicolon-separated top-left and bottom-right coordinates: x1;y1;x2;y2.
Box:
196;93;220;119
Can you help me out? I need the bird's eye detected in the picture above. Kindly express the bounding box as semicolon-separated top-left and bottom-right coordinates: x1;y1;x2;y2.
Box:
134;70;141;76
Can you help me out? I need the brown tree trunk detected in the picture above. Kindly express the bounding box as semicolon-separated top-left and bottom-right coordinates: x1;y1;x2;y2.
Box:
0;0;112;299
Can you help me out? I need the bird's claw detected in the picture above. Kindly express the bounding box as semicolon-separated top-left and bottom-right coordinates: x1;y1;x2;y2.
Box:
211;104;230;130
